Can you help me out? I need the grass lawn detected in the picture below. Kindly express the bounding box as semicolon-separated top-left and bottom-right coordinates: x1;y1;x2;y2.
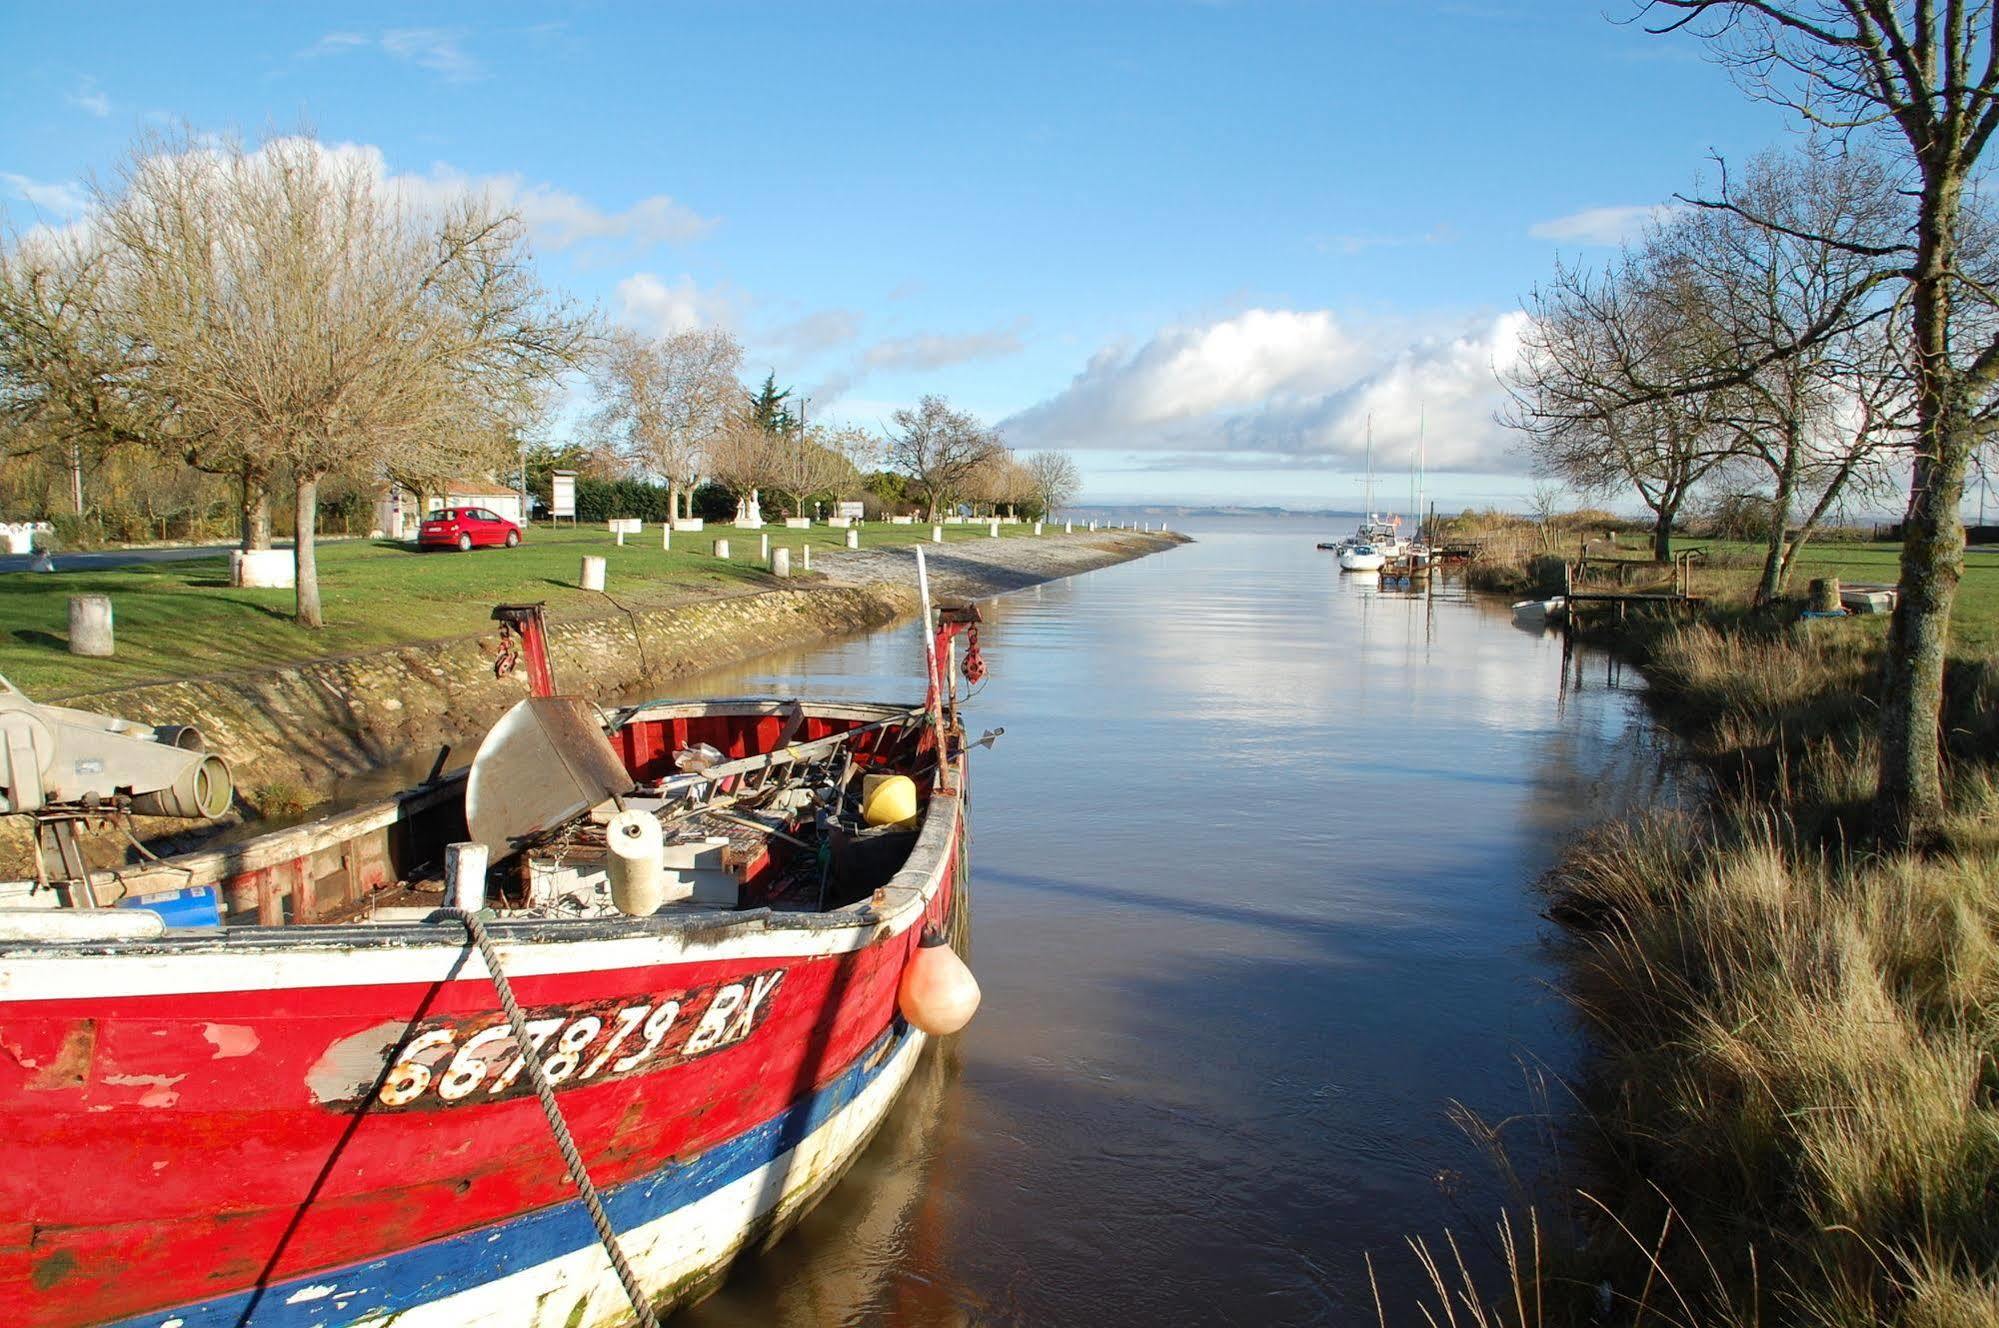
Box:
1572;536;1999;657
0;520;1053;698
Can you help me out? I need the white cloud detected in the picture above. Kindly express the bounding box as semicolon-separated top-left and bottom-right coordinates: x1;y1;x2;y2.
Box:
400;164;715;250
307;28;482;82
614;273;739;335
1001;307;1528;474
861;322;1026;372
1527;204;1677;246
765;309;863;355
1;172;88;216
66;82;111;118
1313;224;1457;256
174;138;714;254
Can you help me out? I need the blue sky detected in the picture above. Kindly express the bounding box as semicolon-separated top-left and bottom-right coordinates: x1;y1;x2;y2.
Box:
0;2;1796;510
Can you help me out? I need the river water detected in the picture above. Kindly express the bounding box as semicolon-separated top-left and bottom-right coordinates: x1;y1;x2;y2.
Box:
662;517;1670;1326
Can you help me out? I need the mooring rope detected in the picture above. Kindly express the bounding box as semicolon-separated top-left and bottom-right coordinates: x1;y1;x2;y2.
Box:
441;908;662;1328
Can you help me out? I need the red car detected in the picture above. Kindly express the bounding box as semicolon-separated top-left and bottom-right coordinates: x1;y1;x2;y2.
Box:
417;506;522;552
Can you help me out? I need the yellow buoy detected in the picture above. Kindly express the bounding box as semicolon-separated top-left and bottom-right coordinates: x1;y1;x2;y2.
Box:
861;773;919;828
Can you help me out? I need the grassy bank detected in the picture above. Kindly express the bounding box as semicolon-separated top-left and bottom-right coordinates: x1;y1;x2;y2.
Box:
0;521;1062;697
1448;511;1998;654
1497;595;1999;1322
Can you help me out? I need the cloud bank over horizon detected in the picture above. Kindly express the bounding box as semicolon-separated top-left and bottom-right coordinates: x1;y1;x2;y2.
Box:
1000;307;1528;476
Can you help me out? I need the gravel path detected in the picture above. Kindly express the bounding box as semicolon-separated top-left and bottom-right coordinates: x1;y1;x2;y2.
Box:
816;530;1187;599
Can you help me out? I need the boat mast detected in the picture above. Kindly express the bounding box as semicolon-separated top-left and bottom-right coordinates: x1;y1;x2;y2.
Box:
1363;414;1375;519
1417;404;1427;542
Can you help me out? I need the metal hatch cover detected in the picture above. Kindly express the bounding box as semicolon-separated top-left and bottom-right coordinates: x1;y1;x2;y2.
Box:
465;696;634;860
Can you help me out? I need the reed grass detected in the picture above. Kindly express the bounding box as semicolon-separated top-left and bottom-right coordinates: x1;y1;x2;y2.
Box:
1527;619;1999;1327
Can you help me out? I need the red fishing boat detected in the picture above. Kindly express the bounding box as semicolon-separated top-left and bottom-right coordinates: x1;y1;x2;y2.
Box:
0;568;988;1327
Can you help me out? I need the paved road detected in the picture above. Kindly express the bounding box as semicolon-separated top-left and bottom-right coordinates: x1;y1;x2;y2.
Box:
0;542;268;575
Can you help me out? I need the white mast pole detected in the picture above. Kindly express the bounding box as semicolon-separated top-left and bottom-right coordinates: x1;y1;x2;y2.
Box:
914;545;941;727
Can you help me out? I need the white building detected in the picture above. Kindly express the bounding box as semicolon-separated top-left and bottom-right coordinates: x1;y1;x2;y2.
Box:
375;480;527;539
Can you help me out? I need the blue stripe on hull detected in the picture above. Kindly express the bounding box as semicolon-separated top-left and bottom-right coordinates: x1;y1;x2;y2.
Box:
116;1023;910;1328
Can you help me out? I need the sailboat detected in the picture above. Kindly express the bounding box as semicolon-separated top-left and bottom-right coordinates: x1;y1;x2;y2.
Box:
1336;415;1399;571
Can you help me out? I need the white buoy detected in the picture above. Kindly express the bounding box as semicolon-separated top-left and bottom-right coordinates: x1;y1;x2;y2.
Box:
68;595;113;657
771;547;791;578
445;841;489;913
713;538;730;559
846;528;860;549
579;556;606;592
605;809;665;916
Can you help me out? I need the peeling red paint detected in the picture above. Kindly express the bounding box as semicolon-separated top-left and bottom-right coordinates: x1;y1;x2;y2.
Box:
25;1020;93;1094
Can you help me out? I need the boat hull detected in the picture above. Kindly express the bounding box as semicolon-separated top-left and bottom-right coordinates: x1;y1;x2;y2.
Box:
99;1023;928;1328
0;713;967;1328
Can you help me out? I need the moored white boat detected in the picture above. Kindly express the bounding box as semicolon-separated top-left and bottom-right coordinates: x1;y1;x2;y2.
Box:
1511;595;1567;623
1339;542;1387;572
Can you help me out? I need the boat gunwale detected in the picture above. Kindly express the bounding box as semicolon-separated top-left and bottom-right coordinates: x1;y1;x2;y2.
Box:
5;695;931;903
0;762;963;966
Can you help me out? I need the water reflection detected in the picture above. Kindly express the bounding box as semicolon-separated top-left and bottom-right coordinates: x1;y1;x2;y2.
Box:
657;518;1671;1325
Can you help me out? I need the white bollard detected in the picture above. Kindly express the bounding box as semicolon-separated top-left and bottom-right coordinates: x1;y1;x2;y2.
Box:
932;525;944;543
580;555;607;591
759;533;769;559
662;525;672;551
771;547;791;578
713;538;731;559
845;528;860;549
68;595;113;657
1065;521;1073;534
989;519;1001;538
445;841;489;913
801;544;811;571
615;529;626;547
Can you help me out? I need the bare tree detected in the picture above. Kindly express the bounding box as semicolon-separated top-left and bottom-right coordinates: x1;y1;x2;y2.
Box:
883;395;1002;520
765;423;860;519
1025;449;1082;517
1658;147;1908;599
1636;0;1999;837
1504;253;1740;560
704;411;781;505
89;131;586;626
590;326;741;522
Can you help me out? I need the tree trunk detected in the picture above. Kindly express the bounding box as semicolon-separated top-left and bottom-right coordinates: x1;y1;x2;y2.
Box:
1877;167;1969;844
1650;501;1676;562
240;470;271;551
1757;450;1799;605
667;480;680;528
294;474;323;629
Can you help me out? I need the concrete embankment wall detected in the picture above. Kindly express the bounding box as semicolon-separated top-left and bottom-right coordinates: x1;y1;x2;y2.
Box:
72;530;1184;798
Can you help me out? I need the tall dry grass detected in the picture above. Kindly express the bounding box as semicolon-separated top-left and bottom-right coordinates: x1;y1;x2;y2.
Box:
1533;623;1999;1327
